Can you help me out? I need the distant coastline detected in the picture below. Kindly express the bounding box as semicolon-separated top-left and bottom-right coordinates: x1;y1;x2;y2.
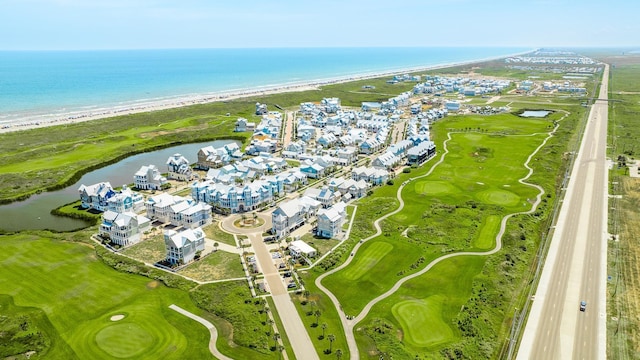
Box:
0;48;533;134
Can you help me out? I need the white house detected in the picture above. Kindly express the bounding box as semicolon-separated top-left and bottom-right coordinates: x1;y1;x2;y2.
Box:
166;153;193;181
134;164;167;190
99;211;151;247
289;240;317;258
303;186;340;208
316;202;347;239
79;182;115;211
235;117;256;132
271;196;321;239
106;185;145;213
372;152;402;170
164;227;205;265
351;166;389;185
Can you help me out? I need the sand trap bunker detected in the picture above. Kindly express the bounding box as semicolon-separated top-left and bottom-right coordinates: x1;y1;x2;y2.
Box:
110;314;125;321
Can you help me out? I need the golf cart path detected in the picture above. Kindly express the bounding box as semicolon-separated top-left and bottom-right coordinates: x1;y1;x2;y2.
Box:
315;113;567;359
169;304;233;360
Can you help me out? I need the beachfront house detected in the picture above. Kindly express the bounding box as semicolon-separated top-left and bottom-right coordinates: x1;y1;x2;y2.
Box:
78;182;116;212
99;211;151;247
133;164;168;190
164;227;205;265
235;117;256;132
166;153;193;181
316;202;347;239
255;102;268;115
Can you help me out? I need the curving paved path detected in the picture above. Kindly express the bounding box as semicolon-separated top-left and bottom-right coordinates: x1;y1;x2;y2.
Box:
169;304;233;360
315;117;566;359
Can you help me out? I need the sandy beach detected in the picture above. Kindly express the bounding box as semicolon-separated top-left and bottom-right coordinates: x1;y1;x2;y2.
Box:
0;50;532;134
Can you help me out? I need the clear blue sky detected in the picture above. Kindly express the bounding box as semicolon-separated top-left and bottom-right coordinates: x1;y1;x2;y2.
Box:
1;0;637;50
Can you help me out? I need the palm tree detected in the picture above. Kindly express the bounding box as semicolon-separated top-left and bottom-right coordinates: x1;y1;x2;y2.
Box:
303;290;310;300
336;349;343;360
314;310;322;326
213;242;219;252
264;306;270;322
272;332;281;348
321;323;327;338
327;334;335;353
278;345;285;360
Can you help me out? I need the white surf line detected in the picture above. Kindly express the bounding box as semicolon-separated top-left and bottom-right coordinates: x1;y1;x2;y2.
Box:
169;304;233;360
315;117;564;358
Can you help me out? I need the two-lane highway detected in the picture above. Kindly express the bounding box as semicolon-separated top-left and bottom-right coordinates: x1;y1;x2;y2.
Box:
517;64;609;359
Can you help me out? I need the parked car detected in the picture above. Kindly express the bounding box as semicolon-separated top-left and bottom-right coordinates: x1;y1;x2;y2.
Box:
580;301;587;312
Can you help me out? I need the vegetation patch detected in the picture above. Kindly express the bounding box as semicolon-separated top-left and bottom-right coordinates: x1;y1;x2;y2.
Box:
0;295;54;359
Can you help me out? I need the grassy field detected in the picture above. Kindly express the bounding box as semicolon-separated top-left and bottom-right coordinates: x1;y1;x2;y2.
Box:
121;232;166;263
603;59;640;359
0;233;213;359
179;250;245;281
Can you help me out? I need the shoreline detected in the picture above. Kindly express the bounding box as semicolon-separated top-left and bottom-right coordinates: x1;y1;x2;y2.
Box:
0;49;534;134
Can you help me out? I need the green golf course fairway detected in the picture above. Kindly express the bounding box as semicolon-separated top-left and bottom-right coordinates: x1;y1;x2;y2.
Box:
342;241;394;281
0;233;213;359
472;215;501;249
392;295;454;348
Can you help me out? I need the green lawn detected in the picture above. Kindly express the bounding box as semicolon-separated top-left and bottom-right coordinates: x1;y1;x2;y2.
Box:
179;250;245;281
121;232;166;264
203;221;237;246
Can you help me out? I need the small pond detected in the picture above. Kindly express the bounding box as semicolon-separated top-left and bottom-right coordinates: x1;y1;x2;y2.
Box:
519;110;551;118
0;139;239;232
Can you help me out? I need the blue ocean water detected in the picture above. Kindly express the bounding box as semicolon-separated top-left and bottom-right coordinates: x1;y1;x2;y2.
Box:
0;47;529;123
